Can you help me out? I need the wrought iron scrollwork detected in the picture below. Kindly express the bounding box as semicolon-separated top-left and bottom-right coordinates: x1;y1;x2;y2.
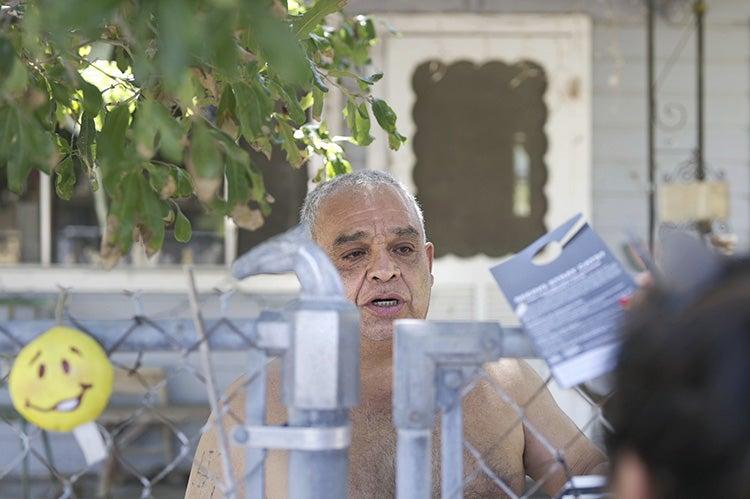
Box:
656;101;688;132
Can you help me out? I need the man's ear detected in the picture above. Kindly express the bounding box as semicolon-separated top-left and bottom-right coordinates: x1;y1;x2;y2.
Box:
425;241;435;276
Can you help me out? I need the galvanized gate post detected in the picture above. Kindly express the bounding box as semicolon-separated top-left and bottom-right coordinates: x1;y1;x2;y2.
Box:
393;320;533;499
232;226;359;499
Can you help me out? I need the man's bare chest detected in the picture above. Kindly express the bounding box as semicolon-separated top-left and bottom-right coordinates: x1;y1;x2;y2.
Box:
347;398;526;499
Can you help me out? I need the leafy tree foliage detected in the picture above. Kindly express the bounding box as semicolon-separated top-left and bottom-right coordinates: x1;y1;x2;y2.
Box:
0;0;405;266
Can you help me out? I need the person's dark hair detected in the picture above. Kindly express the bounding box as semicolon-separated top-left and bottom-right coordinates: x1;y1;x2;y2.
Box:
606;258;750;499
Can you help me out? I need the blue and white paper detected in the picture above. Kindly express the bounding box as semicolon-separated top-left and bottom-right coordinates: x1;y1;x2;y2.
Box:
491;214;636;388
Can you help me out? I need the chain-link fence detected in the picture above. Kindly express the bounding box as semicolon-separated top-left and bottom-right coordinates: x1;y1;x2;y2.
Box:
0;227;612;499
393;320;611;499
0;289;253;498
0;299;611;499
0;227;361;499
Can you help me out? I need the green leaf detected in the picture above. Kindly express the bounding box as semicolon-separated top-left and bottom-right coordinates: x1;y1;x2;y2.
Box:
371;98;406;150
29;128;56;175
135;101;185;162
371;98;397;133
3;58;27;94
300;92;314;111
0;106;16;165
157;0;194;91
190;121;222;178
98;106;133;193
173;166;193;197
98;105;130;164
344;100;357;138
312;86;325;121
248;3;310;86
55;155;76;200
248;167;269;214
354;102;373;146
77;114;96;171
152;103;185;163
5;110;28;193
293;0;346;38
252;80;274;118
162;204;175;224
325;157;351;177
311;64;329;92
134;101;157;159
358;72;383;88
308;32;330;48
114;46;130;74
188;120;223;201
205;10;239;80
138;173;166;255
233;82;262;141
80;80;103;116
0;36;15;83
217;84;236;127
114;172;140;249
362;17;377;40
253;135;273;160
225;154;251;207
174;205;192;243
147;163;176;198
56;135;72;156
30;75;54;125
388;132;407;151
269;80;306;126
4;109;56;188
277;119;306;168
49;79;70;106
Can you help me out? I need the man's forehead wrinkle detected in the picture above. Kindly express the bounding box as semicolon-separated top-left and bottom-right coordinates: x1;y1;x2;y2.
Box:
315;184;427;246
392;226;419;238
333;230;369;247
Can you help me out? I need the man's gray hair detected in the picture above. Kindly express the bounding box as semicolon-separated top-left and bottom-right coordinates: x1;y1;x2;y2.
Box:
300;170;425;239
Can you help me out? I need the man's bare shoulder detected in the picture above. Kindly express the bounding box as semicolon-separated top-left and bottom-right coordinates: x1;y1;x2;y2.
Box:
480;358;546;405
184;362;285;499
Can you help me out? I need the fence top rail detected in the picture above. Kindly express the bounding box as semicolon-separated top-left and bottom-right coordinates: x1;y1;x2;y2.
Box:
0;318;258;353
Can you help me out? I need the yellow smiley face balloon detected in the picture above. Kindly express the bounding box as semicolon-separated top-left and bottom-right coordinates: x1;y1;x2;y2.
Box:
9;326;114;432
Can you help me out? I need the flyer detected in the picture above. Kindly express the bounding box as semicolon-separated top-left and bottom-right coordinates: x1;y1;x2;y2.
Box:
490;214;636;388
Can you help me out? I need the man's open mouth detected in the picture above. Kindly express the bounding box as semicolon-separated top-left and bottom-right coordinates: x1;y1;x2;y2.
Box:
370;298;401;308
363;296;405;318
26;383;92;413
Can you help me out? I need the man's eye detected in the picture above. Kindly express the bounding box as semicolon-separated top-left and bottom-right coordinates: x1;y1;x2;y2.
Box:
343;250;365;261
394;246;414;256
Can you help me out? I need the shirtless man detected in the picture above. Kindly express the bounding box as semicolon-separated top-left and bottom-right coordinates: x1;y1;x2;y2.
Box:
185;171;607;498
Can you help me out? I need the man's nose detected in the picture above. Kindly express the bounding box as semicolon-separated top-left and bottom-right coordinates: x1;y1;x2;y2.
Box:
367;249;400;282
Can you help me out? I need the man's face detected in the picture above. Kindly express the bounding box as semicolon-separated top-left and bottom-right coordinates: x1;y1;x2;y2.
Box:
313;185;434;341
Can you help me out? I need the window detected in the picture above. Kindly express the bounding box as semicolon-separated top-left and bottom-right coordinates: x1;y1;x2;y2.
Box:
0;170;40;263
411;59;549;257
1;149;306;269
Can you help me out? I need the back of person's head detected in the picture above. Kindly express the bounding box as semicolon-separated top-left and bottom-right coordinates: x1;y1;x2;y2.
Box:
606;257;750;499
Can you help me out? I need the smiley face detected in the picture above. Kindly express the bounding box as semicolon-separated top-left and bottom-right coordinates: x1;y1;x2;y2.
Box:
9;326;113;432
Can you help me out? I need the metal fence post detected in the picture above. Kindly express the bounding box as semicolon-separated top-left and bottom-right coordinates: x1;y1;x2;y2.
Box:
393;320;533;499
284;297;359;499
232;225;359;499
240;347;267;498
439;370;464;499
